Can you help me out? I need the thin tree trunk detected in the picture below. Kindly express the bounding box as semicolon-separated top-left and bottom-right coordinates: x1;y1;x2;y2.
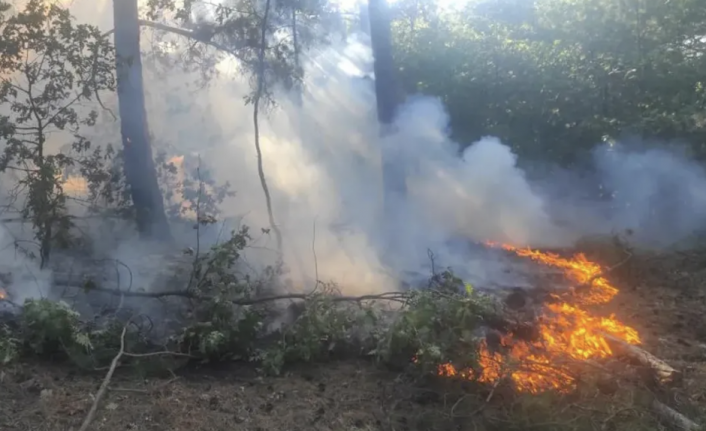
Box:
291;8;302;107
113;0;171;241
252;0;283;254
292;9;300;74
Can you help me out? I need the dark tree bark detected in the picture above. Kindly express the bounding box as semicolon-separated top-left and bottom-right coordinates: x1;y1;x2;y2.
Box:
367;0;407;250
113;0;171;241
368;0;402;126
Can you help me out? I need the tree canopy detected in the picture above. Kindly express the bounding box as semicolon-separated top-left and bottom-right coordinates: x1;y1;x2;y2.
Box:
390;0;706;164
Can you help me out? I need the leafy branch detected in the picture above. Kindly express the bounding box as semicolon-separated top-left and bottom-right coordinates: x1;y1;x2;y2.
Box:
0;0;115;266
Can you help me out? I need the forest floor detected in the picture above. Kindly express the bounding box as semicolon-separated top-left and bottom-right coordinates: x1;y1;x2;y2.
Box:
2;248;706;431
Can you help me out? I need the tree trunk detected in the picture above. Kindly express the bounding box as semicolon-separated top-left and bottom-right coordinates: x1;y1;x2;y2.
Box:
113;0;171;241
367;0;406;252
368;0;401;126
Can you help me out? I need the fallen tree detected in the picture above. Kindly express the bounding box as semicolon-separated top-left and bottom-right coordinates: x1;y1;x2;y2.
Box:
603;332;682;386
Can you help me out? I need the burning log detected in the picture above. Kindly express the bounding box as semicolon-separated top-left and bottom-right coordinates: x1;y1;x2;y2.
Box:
479;309;541;343
602;333;681;386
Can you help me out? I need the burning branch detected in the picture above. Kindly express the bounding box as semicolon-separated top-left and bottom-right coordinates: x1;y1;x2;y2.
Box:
575;250;633;293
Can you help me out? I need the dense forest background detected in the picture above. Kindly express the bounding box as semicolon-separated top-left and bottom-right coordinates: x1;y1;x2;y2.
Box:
1;0;705;288
389;0;706;164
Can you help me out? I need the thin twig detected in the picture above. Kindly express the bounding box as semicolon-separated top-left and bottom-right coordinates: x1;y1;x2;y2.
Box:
109;376;180;394
186;157;204;292
123;350;193;359
450;379;500;418
312;218;319;287
77;324;191;431
78;324;128;431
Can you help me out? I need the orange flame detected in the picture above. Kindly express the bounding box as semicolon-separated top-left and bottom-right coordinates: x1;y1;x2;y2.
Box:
0;288;6;300
437;243;640;394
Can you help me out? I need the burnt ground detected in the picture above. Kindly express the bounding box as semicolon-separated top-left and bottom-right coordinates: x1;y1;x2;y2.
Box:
2;248;706;431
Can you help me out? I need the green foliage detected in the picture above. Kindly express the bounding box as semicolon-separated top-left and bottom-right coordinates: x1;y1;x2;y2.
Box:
257;285;376;375
155;151;235;223
375;270;492;374
0;0;115;264
0;323;20;364
13;299;150;368
174;227;268;361
1;266;492;385
254;271;495;376
144;0;339;107
390;0;706;164
78;145;235;226
179;305;263;360
75;143;133;219
20;299;88;356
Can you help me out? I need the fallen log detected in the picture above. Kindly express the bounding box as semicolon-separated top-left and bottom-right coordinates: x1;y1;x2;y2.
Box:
651;399;701;431
479;309;541;343
602;333;681;386
601;334;700;431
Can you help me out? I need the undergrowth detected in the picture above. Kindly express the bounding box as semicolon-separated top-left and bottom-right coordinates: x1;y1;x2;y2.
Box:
0;226;493;380
0;233;697;431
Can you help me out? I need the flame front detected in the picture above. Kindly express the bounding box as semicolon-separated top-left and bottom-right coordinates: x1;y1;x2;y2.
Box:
437;243;640;394
0;288;6;300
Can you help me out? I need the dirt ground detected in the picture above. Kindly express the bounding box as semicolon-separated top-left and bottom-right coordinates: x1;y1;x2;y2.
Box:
2;249;706;431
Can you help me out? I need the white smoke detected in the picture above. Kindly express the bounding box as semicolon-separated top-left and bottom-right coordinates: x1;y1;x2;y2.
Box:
0;224;52;304
3;1;706;302
592;143;706;248
146;34;570;291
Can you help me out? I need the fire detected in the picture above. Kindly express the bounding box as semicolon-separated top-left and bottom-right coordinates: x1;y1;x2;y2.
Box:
437;243;641;394
487;242;619;305
0;287;6;300
61;175;89;196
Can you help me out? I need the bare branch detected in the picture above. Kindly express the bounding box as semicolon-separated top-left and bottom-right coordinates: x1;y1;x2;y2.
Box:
52;279;409;305
103;20;254;66
77;324;127;431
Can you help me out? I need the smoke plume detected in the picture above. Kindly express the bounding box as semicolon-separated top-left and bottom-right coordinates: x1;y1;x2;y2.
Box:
2;1;706;301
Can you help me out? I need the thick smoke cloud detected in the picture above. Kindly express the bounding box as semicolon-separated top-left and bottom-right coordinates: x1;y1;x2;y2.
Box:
592;143;706;248
3;1;706;300
170;35;573;291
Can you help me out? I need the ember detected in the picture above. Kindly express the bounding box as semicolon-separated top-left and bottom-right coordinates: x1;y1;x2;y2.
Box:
437;243;641;394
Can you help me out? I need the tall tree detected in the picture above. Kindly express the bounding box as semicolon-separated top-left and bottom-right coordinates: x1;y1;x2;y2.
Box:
368;0;407;251
113;0;171;240
369;0;403;126
142;0;336;250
